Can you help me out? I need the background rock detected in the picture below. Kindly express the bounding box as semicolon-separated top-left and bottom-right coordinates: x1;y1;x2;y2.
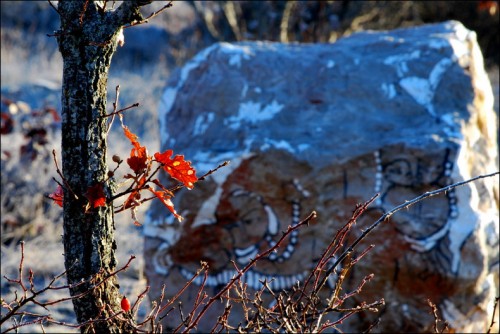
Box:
145;21;499;332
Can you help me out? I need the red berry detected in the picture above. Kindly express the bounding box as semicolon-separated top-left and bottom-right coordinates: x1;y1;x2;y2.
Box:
121;296;131;312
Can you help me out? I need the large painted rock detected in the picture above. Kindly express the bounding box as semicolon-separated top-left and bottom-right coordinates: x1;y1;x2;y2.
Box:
144;21;499;332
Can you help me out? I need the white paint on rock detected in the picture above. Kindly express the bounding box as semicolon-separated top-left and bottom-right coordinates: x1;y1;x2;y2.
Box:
241;82;248;98
143;224;180;246
381;83;396;99
226;99;284;129
441;298;491;333
219;42;254;68
191;155;249;228
384;50;421;76
193;112;215;136
158;44;220;146
399;77;433;108
260;139;295;155
399;58;453;117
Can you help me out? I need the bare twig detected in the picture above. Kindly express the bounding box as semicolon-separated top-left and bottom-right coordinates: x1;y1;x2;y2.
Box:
106;85;120;133
51;149;78;200
1;249;137;331
124;1;174;29
184;211;317;332
103;103;140;119
166;160;231;193
487;296;499;334
324;171;500;292
427;299;450;333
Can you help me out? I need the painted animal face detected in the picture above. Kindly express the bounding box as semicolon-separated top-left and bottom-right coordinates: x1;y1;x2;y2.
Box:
149;151;316;290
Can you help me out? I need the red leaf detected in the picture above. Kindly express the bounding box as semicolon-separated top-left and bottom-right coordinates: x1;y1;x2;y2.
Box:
45;107;61;122
1;112;14;135
86;183;106;208
148;188;183;222
154;150;198;189
127;146;148;174
123;174;147;210
123;125;140;148
49;185;63;207
123;125;149;174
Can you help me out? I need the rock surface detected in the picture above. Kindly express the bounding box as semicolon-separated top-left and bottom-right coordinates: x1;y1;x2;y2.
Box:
144;21;499;332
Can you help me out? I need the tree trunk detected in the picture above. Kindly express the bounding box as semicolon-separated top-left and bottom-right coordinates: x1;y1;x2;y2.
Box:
56;1;150;332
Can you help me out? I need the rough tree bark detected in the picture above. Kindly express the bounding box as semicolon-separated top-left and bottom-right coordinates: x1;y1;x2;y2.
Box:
55;1;154;332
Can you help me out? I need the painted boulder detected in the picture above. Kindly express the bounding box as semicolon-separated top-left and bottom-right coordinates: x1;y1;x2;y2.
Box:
144;21;499;332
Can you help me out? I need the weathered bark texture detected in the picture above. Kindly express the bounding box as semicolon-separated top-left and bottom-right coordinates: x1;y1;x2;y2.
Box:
56;1;151;332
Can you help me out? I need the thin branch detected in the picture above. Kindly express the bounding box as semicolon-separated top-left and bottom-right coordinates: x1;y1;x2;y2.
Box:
320;171;500;292
124;1;174;29
106;85;120;133
166;160;231;193
427;298;449;333
112;0;155;29
103;103;140;119
487;296;499;334
184;211;317;331
157;262;209;320
52;149;78;200
197;161;230;182
1;252;136;330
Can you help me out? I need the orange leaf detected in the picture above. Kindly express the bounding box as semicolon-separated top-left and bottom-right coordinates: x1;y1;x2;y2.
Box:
123;125;140;149
127;145;148;174
154;150;198;189
49;185;63;207
149;188;183;222
123;174;147;210
122;125;149;174
86;183;106;208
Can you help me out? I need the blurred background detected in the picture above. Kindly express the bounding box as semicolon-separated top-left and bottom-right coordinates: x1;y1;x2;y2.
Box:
1;1;498;332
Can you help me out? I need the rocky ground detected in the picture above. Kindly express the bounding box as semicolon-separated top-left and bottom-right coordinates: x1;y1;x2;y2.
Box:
1;1;498;332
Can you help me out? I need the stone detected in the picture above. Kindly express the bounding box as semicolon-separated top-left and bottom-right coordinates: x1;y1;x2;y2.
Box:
144;21;499;332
